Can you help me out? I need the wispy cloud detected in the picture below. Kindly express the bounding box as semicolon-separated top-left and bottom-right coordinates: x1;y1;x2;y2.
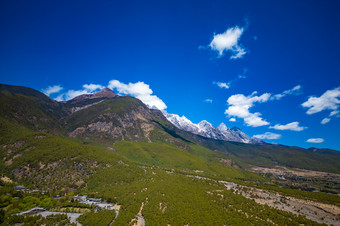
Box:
238;68;248;79
272;85;302;100
321;118;330;124
213;68;248;90
208;26;246;59
204;99;213;103
253;132;281;140
213;81;229;89
306;138;324;143
42;85;63;96
54;83;103;101
269;121;307;131
330;110;339;117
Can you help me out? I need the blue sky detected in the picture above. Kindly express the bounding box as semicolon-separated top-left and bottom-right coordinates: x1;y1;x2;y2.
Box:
1;0;339;150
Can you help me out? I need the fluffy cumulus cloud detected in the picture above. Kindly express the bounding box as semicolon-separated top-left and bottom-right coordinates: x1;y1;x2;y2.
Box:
302;87;340;116
229;118;236;122
224;85;303;127
272;85;302;100
269;122;307;131
204;99;213;103
42;85;63;96
225;92;271;127
209;26;246;59
306;138;324;143
253;132;281;140
108;80;167;110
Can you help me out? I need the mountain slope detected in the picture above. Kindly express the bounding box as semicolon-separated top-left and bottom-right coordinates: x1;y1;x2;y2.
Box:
0;84;64;134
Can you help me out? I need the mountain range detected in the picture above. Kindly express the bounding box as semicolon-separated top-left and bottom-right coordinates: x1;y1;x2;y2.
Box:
1;83;339;173
163;111;263;144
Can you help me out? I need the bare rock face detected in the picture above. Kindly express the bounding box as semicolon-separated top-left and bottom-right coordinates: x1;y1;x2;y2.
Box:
92;88;117;99
65;96;157;143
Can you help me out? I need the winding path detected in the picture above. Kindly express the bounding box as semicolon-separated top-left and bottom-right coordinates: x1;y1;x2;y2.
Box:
135;215;145;226
108;209;120;226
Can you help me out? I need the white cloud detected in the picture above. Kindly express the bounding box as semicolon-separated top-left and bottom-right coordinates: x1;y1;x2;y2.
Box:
229;118;236;122
64;90;87;100
83;84;104;92
321;118;331;124
51;80;167;110
225;92;271;127
329;110;339;117
42;85;63;96
243;113;269;127
213;69;247;90
230;46;246;59
272;85;302;100
238;68;247;79
55;83;104;101
209;26;246;59
224;86;306;127
306;138;324;143
108;80;167;110
108;80;152;96
269;121;307;131
253;132;281;140
204;99;213;103
214;81;229;89
54;95;65;102
302;87;340;115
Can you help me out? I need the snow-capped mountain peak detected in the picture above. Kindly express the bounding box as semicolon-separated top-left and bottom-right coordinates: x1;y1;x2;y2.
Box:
217;123;229;133
162;111;264;144
161;111;200;134
197;120;214;131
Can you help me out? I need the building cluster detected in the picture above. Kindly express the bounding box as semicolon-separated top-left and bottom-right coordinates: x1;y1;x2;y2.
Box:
73;195;114;210
14;185;44;194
